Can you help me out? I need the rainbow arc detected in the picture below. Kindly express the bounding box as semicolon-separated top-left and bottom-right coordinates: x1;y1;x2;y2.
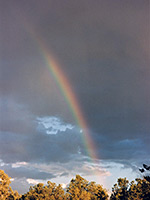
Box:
28;29;98;162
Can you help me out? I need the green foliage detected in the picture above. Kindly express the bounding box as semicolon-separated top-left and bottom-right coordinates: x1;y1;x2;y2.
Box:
129;178;150;200
110;178;129;200
21;181;65;200
66;175;108;200
1;169;150;200
21;175;108;200
110;177;150;200
0;170;20;200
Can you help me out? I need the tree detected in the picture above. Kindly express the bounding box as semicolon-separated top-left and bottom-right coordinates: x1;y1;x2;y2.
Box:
21;181;65;200
66;175;108;200
110;177;150;200
0;170;20;200
129;178;150;200
139;163;150;183
110;178;129;200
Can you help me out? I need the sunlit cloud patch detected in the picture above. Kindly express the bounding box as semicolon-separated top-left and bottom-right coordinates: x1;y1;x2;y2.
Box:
37;116;74;135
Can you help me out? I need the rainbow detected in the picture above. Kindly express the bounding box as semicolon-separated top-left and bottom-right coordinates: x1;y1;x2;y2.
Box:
43;49;98;161
29;30;98;162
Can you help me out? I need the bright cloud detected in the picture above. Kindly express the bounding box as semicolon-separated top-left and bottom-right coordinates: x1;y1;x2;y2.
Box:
37;116;74;134
27;178;43;185
12;162;28;168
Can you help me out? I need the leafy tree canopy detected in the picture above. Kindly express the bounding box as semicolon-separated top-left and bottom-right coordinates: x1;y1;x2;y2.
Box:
0;170;20;200
1;169;150;200
110;177;150;200
67;175;108;200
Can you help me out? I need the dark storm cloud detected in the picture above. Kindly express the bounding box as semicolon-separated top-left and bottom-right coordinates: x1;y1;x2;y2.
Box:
0;98;36;134
100;138;146;160
0;97;149;172
0;98;86;164
0;0;149;171
0;128;86;164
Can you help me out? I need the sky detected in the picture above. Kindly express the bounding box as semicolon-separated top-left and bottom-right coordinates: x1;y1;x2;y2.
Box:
0;0;150;194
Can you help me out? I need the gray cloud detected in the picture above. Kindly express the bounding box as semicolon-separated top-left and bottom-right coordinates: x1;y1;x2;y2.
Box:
0;98;87;164
0;98;36;134
0;0;149;193
1;164;55;180
0;158;110;193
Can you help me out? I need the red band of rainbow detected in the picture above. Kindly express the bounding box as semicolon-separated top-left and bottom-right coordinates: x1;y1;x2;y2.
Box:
28;29;98;163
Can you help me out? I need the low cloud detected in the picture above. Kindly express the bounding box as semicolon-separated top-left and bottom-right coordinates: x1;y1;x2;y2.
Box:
12;162;28;168
0;98;149;167
1;159;111;193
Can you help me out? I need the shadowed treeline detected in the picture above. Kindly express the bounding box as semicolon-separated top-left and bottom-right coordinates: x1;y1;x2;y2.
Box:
0;168;150;200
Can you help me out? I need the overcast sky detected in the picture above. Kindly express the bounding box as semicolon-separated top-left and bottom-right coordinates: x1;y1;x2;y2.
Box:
0;0;150;194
